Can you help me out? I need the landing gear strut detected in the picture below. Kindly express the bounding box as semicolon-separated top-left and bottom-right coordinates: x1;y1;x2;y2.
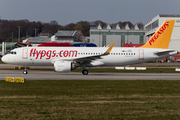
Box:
23;66;28;74
82;69;88;75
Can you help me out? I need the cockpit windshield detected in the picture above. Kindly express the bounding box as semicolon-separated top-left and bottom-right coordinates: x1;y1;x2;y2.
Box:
8;51;17;55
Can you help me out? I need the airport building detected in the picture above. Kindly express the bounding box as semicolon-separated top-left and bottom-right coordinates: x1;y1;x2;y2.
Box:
144;14;180;51
23;30;85;46
90;22;145;47
55;30;85;43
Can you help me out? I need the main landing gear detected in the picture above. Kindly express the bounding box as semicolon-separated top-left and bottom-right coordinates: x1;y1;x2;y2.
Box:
23;66;28;74
82;69;88;75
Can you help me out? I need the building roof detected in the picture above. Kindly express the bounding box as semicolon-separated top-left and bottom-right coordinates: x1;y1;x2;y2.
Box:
159;14;180;17
55;30;76;36
26;37;51;44
91;21;144;30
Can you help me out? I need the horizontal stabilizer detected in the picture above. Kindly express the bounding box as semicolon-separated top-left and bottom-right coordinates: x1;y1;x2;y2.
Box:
154;50;178;56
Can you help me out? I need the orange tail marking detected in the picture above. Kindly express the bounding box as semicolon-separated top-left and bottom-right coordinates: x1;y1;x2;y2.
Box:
140;20;175;49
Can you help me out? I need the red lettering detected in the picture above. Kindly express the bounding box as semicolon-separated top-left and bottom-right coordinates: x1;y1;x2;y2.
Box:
36;50;41;59
30;49;34;57
164;23;169;28
149;41;152;45
64;50;68;57
33;49;36;57
157;31;162;35
154;33;159;40
69;50;77;57
40;50;46;59
59;50;63;57
46;50;52;59
30;49;78;59
52;50;56;57
149;38;155;46
148;22;169;46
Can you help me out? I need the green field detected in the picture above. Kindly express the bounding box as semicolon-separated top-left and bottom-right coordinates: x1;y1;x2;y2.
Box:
1;80;180;120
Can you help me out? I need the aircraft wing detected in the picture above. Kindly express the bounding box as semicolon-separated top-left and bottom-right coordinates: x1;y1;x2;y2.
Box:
74;43;115;63
53;43;115;63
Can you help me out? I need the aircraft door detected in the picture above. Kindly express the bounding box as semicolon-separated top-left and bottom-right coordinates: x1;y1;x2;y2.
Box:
139;49;144;59
22;48;28;59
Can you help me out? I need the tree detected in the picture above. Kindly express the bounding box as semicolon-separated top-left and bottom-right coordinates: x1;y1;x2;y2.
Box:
50;20;58;26
74;24;83;30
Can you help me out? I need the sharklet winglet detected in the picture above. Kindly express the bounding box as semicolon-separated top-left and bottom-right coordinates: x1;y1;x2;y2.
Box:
105;43;115;54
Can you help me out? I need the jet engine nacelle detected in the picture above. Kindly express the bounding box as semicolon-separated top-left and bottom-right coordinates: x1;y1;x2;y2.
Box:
54;61;75;72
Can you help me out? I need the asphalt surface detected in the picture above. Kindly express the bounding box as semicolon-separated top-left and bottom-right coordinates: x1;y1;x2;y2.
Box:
0;69;180;80
1;63;180;80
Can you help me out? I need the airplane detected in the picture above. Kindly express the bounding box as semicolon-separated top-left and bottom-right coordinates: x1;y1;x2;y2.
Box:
2;20;178;75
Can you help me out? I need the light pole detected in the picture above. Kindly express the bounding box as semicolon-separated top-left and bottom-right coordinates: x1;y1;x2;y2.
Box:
34;28;37;37
11;32;13;49
0;23;2;43
17;26;21;42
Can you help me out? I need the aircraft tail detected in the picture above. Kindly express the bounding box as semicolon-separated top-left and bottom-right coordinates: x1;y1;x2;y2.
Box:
140;20;175;49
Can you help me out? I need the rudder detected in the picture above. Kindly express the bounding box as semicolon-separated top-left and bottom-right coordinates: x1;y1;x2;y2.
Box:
140;20;175;49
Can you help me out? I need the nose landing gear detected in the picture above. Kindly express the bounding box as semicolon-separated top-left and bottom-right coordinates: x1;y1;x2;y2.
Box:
23;66;28;74
23;70;28;74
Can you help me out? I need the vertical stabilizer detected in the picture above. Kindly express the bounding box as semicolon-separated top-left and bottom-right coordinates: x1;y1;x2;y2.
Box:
140;20;175;49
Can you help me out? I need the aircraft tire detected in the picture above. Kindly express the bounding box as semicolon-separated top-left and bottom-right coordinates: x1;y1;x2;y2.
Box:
23;70;28;74
82;70;88;75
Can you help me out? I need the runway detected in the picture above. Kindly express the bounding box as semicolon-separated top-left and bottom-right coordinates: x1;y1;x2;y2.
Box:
1;70;180;80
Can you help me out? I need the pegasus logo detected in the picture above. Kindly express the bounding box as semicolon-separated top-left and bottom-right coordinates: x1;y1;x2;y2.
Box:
149;22;169;46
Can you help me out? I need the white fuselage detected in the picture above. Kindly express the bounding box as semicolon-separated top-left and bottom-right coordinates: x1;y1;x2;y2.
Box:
2;46;177;67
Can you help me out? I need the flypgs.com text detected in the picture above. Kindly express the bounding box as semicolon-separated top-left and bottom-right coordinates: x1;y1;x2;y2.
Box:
30;49;78;59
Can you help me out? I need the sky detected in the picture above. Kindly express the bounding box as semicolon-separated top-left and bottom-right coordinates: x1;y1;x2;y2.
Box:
0;0;180;25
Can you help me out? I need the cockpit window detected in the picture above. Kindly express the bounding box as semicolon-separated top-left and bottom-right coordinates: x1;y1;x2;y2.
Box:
9;51;17;54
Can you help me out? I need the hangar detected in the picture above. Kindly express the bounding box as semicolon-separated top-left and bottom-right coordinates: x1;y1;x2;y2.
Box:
90;22;145;47
144;14;180;51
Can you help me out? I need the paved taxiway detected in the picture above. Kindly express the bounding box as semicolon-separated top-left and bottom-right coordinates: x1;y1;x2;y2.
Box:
0;70;180;80
0;63;180;80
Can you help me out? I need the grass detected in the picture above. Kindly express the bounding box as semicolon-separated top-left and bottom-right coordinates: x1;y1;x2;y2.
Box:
0;80;180;119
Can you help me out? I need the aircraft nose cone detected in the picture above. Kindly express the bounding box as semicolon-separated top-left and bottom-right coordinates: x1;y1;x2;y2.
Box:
2;55;9;63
